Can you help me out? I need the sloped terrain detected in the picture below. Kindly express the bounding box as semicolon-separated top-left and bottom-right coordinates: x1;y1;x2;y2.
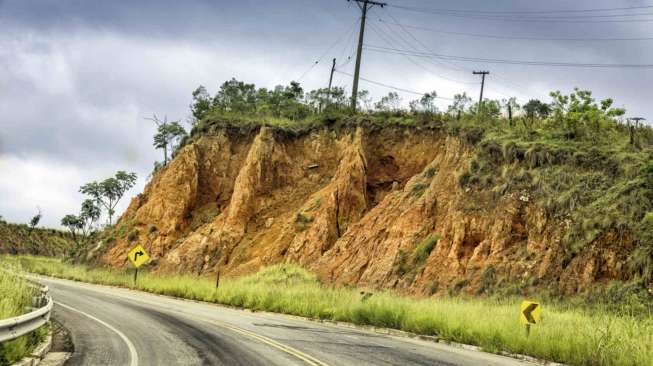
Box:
0;220;75;256
94;119;649;296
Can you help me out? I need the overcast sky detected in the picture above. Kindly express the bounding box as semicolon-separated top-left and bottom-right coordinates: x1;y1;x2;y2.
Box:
1;0;651;228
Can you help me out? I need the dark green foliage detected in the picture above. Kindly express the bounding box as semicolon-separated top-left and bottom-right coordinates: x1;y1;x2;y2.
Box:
393;249;409;276
294;213;313;231
413;235;440;265
410;183;430;197
448;279;470;296
476;266;497;295
423;167;437;179
148;225;158;234
426;281;439;296
127;229;139;242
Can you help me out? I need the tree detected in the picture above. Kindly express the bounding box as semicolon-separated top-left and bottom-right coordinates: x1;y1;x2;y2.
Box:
447;93;473;117
357;90;373;111
501;97;520;124
213;78;257;114
147;114;187;165
80;171;137;225
154;121;187;164
410;91;438;114
190;85;212;124
375;92;402;112
473;100;501;119
61;199;100;243
61;214;83;241
523;99;551;120
79;199;101;236
548;89;626;139
29;207;41;232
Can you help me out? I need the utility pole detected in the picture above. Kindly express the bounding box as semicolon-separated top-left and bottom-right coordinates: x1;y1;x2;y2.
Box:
327;58;336;105
473;71;490;116
349;0;386;112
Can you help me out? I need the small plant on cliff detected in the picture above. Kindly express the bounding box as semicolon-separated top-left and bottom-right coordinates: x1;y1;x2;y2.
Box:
127;229;139;242
413;235;440;265
410;183;429;198
294;213;314;231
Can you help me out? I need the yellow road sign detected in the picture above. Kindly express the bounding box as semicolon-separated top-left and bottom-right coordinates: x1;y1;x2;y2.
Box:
520;301;541;325
128;244;150;268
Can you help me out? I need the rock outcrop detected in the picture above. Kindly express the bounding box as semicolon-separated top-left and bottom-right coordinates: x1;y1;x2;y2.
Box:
99;124;633;295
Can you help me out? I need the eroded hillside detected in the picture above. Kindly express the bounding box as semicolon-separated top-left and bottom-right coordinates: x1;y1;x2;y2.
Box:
94;121;647;295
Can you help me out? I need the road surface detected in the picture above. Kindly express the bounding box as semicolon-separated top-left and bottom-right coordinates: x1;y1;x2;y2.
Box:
38;276;536;366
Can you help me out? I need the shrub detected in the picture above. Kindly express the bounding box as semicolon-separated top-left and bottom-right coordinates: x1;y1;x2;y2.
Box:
410;183;430;197
127;229;139;242
413;236;440;265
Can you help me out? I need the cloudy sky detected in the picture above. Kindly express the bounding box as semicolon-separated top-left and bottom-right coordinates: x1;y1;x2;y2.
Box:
1;0;651;228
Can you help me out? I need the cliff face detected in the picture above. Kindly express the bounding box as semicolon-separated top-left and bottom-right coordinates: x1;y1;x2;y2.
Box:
101;125;633;295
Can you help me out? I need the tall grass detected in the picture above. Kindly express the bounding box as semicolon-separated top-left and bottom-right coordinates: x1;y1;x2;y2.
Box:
0;269;46;366
4;255;652;366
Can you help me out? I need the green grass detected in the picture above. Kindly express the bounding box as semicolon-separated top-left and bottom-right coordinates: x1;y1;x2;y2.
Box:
0;270;47;366
4;255;652;366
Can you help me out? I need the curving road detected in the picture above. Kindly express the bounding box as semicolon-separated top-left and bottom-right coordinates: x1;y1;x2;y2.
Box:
38;276;536;366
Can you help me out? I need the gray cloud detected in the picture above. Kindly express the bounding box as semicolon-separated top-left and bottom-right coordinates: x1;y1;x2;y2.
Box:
0;0;651;226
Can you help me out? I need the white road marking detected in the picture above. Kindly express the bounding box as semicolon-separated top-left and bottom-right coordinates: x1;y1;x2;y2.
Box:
56;301;139;366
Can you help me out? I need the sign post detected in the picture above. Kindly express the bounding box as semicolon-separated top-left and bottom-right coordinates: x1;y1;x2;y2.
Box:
128;244;150;286
520;300;541;337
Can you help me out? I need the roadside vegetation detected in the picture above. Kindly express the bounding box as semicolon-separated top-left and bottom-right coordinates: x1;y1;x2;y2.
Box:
4;255;652;366
0;270;47;366
0;217;74;256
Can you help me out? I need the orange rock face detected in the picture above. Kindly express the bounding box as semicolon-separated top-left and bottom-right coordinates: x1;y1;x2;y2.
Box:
101;125;632;295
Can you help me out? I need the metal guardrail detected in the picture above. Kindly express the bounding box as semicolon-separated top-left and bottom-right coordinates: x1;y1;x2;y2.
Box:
0;282;53;343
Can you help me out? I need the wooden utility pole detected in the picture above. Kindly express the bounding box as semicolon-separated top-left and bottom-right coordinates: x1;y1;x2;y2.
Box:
349;0;386;112
473;71;490;115
327;58;337;105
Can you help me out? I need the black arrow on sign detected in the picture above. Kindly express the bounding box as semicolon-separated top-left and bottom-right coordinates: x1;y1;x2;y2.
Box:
523;303;538;324
134;251;144;261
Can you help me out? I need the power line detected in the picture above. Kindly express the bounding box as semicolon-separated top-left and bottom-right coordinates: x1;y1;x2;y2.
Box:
364;45;653;68
378;19;653;42
335;70;454;100
386;3;653;15
297;19;359;81
386;5;653;23
381;10;535;99
367;18;476;85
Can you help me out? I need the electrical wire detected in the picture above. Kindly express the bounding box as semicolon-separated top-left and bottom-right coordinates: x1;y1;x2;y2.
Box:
334;70;454;100
386;3;653;15
297;19;358;81
378;19;653;42
364;45;653;68
385;5;653;23
367;20;477;85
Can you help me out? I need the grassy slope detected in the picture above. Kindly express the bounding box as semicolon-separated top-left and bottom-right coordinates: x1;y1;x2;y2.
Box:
0;270;47;366
0;220;75;256
4;255;652;366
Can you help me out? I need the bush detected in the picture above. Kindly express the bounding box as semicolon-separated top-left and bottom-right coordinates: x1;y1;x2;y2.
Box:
127;229;139;242
413;236;440;265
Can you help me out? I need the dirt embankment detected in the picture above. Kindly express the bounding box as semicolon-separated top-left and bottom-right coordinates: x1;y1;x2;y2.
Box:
0;221;75;256
98;125;632;295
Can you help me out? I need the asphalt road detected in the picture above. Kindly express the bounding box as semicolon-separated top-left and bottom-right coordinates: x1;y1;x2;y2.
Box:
38;276;536;366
